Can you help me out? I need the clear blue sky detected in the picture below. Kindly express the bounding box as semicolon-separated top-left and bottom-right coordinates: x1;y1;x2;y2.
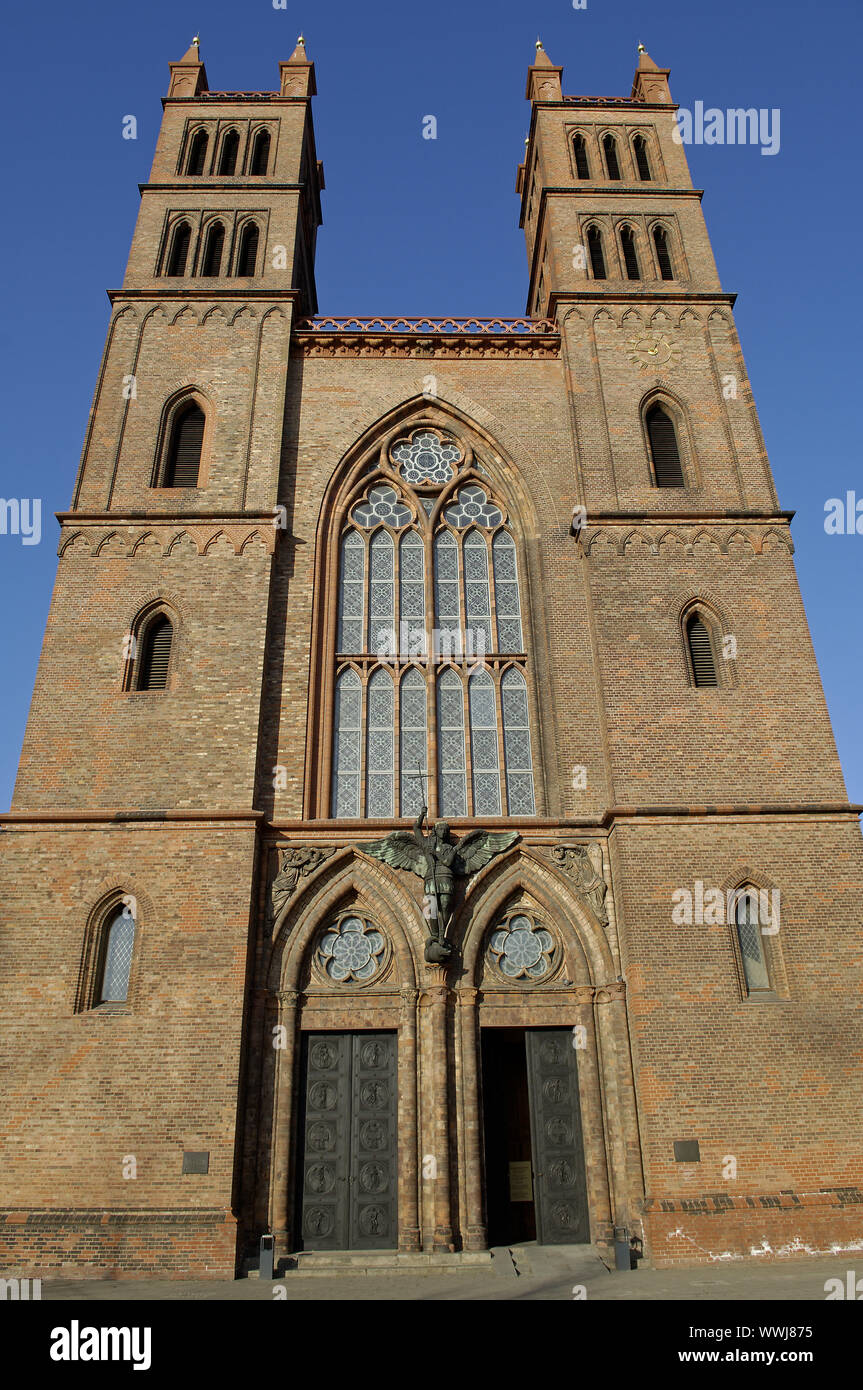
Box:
1;0;861;808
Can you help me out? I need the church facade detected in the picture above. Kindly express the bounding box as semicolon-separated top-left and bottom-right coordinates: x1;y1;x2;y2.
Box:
1;37;862;1279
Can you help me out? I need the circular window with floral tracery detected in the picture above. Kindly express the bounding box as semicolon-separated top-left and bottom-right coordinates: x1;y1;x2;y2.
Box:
315;915;389;984
487;912;557;982
390;429;462;487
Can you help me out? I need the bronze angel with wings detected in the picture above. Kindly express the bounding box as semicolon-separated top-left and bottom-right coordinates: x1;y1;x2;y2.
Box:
359;804;518;962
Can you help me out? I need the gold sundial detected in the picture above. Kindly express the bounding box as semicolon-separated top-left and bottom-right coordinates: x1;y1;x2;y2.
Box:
627;334;680;370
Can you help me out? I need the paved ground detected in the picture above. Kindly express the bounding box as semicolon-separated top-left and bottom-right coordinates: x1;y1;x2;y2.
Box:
41;1246;859;1301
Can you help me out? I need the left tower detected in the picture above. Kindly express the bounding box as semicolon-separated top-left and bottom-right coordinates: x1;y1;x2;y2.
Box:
0;39;322;1278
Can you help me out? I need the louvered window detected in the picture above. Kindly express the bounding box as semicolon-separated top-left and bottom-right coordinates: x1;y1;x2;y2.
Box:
633;134;651;181
620;226;641;280
218;129;239;175
573;134;590;179
331;434;537;819
646;403;684;487
236;223;259;276
137;617;173;691
653;226;674;280
735;890;770;992
163;402;204;487
687;615;718;688
201;222;225;276
587;226;607;280
603;134;621;180
165;222;191;277
99;906;136;1002
250;129;270;175
186;129;208;176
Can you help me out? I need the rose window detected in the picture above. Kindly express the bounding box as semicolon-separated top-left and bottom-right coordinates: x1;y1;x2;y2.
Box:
318;916;386;982
444;484;503;529
351;486;412;529
488;913;555;980
391;430;461;486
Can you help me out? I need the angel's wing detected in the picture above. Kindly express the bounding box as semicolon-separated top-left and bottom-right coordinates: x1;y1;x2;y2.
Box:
358;831;426;876
454;829;519;877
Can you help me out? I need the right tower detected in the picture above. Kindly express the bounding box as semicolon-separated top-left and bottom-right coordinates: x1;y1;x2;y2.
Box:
517;41;863;1263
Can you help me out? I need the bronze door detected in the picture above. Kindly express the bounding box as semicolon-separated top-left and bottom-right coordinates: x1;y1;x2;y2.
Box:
298;1031;397;1251
525;1028;589;1244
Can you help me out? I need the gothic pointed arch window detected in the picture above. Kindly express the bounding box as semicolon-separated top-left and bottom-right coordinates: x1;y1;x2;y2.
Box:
645;401;684;487
250;128;271;175
235;222;259;276
76;894;140;1012
602;133;621;180
98;903;137;1002
653;225;674;280
620;225;641;280
633;133;652;181
329;426;537;819
158;396;206;487
572;133;590;180
217;128;239;175
200;221;225;276
186;128;208;176
164;220;191;277
685;610;719;688
587;225;607;280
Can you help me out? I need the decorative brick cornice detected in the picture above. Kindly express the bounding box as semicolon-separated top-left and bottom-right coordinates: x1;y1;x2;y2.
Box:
55;513;283;559
293;317;560;359
581;519;794;559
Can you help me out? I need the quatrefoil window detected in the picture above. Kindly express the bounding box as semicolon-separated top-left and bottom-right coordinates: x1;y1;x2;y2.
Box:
318;916;387;982
488;913;555;980
391;430;462;486
351;486;412;529
444;484;503;529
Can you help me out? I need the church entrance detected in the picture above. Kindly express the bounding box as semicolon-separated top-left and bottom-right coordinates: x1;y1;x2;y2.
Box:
296;1031;397;1251
481;1027;589;1245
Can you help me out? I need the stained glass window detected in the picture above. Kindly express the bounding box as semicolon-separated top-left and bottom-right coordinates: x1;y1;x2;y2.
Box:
437;669;467;818
99;906;135;1003
469;669;501;815
332;668;362;817
366;669;394;817
501;668;536;815
332;463;536;818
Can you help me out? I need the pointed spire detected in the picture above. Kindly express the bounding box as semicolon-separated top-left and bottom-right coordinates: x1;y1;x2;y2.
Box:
631;42;672;102
280;34;317;97
167;35;208;98
525;38;563;102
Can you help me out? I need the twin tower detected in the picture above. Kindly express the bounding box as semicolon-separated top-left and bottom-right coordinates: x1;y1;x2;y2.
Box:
1;37;861;1278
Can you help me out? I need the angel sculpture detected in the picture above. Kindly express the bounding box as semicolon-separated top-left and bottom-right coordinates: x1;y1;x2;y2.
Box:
359;802;518;963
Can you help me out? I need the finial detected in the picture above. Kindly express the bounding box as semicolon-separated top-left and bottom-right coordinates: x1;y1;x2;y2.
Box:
297;34;305;44
193;34;200;47
536;37;543;51
524;136;529;147
637;43;646;54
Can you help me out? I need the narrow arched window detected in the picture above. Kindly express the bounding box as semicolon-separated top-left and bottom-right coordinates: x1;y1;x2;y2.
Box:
235;222;259;276
603;134;621;180
620;225;641;280
337;531;365;653
217;128;239;175
366;668;394;817
463;531;492;656
250;128;270;175
587;226;607;280
137;616;173;691
368;530;395;655
573;134;590;179
501;668;536;815
165;221;191;277
200;221;225;277
653;225;674;280
400;667;428;818
186;129;208;176
98;904;136;1002
469;669;501;816
686;613;718;688
163;401;205;486
332;668;362;818
633;134;651;181
437;669;467;818
734;888;771;992
492;531;524;652
646;403;684;487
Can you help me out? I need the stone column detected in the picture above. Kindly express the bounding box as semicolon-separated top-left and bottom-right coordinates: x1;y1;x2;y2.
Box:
270;988;300;1256
426;982;455;1251
398;986;421;1251
458;987;487;1250
594;983;638;1233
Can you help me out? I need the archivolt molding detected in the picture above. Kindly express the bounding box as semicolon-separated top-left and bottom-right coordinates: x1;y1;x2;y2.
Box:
582;521;793;559
266;846;425;993
58;518;280;559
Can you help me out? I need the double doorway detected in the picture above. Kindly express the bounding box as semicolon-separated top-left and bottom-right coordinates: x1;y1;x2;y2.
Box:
294;1025;589;1251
